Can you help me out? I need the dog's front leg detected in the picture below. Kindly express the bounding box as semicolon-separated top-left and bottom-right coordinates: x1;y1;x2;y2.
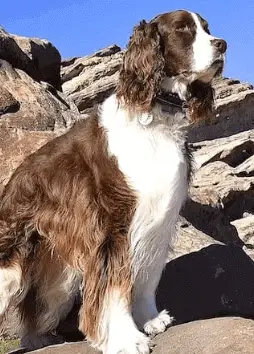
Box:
132;247;173;336
79;287;151;354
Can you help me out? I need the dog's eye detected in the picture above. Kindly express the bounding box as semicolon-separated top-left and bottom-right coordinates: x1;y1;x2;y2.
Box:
204;26;210;34
203;23;210;34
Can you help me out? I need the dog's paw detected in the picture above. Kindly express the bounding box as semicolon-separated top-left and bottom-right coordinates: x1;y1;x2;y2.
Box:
144;310;173;336
107;329;151;354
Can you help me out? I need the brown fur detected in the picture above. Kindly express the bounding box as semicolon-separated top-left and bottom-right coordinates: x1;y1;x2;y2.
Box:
188;80;215;124
116;20;165;113
117;10;218;123
0;10;226;349
0;115;136;342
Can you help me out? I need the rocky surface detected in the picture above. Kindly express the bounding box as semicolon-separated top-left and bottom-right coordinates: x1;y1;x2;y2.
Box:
182;129;254;248
0;60;79;132
0;47;81;194
61;45;123;117
0;27;253;354
10;318;254;354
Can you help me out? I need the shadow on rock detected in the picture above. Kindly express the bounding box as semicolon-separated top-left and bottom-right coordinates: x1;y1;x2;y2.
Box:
181;198;245;246
157;244;254;324
55;244;254;344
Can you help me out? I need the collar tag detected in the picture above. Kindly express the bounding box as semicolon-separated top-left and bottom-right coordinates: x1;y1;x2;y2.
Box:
138;113;153;126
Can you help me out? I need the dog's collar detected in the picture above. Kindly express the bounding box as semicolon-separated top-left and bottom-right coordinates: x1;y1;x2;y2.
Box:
138;92;188;126
156;92;188;110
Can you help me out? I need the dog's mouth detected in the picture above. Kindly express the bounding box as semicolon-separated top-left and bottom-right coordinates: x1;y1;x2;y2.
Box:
180;57;225;85
211;58;224;76
194;58;225;83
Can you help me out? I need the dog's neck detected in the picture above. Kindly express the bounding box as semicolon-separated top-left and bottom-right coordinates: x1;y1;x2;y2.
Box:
161;76;191;102
141;76;191;129
154;75;192;120
156;91;188;112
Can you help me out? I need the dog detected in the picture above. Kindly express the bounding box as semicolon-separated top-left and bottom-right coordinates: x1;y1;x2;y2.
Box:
0;9;226;354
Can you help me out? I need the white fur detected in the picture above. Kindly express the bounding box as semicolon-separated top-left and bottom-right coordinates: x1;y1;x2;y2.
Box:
191;12;219;73
0;264;25;318
100;94;188;336
97;289;151;354
144;310;174;336
162;12;225;89
161;76;189;101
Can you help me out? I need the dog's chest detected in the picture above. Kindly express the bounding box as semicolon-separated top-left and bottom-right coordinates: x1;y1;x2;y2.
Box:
107;121;188;226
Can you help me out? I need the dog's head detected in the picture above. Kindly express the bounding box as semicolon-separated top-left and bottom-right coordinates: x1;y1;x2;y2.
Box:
117;10;227;123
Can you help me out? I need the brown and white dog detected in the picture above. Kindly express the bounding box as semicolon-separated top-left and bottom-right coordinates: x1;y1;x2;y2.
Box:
0;10;226;354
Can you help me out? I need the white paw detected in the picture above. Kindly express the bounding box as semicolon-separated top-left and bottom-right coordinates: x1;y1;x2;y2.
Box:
107;330;151;354
144;310;173;336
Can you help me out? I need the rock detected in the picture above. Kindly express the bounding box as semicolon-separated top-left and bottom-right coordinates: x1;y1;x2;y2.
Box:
154;317;254;354
189;77;254;142
15;317;254;354
0;28;61;89
61;45;121;84
231;215;254;247
159;244;254;324
190;129;254;168
61;46;123;113
190;160;253;208
181;130;254;250
0;60;80;133
0;86;20;115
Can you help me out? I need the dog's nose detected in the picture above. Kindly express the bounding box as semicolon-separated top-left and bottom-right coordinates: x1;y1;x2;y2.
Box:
212;39;227;54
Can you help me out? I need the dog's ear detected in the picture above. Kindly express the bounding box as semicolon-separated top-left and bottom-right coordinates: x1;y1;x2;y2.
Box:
117;20;165;113
188;80;215;124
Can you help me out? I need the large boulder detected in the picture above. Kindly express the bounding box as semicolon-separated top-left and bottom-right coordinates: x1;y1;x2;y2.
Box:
61;45;123;116
181;129;254;250
0;60;81;194
0;60;79;132
0;27;61;90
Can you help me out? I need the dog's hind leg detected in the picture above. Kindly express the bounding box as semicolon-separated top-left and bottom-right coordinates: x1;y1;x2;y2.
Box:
0;261;24;321
0;221;31;323
19;251;81;351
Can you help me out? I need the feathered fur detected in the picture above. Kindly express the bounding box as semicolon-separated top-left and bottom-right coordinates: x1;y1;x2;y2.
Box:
0;9;226;354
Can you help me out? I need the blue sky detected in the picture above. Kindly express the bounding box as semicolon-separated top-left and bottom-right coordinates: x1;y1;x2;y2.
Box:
1;0;254;83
